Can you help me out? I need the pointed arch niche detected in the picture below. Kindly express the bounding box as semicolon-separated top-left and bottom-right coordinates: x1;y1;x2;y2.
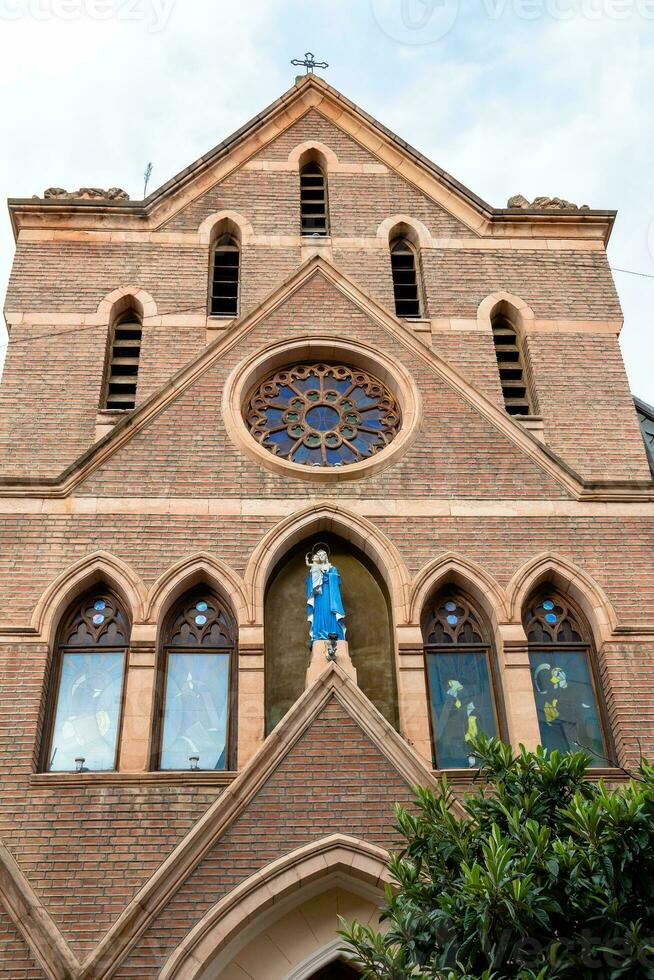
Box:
264;531;398;735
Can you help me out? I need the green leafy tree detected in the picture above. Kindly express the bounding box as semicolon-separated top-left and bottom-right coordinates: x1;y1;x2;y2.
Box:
340;737;654;979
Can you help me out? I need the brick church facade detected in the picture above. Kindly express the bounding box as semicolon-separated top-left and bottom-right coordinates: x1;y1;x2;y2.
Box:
0;74;652;977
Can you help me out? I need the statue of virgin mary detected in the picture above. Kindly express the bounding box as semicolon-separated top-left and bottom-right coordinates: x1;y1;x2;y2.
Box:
305;545;346;643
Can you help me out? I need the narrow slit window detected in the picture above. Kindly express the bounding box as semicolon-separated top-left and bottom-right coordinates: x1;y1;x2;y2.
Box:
300;161;329;236
104;311;142;411
391;239;422;318
210;236;240;316
492;314;532;416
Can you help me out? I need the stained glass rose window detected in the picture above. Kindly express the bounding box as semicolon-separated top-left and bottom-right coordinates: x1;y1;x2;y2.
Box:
244;364;401;468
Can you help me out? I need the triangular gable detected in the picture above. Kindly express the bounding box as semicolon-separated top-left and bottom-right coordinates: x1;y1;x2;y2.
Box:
63;255;581;501
0;667;445;978
9;76;616;244
82;665;446;978
159;106;471;238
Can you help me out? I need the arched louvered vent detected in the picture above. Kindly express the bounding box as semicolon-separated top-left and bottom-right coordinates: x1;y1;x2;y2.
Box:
300;160;329;235
210;235;240;316
492;313;532;416
390;238;422;318
104;311;142;410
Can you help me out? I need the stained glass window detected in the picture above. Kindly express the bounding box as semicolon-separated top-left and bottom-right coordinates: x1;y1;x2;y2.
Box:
159;593;236;771
245;364;401;468
525;592;607;766
46;594;129;772
422;591;499;769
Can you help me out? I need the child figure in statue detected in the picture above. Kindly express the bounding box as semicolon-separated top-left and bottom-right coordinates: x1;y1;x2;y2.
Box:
305;546;346;643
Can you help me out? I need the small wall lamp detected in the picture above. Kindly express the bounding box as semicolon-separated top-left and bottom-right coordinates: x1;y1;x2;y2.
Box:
189;756;200;771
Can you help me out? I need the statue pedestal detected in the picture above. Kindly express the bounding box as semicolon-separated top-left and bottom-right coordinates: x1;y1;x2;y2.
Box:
306;640;357;687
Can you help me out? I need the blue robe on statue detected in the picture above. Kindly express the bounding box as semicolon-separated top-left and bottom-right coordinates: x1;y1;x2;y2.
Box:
306;564;346;642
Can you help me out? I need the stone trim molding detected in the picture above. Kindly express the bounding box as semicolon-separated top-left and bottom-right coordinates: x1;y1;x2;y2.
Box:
0;497;652;518
77;664;450;980
158;834;391;979
476;291;535;339
377;214;434;249
243;501;411;626
506;551;619;646
286;140;340;170
145;551;250;628
222;333;423;483
96;285;158;322
197;210;254;246
11;230;609;251
407;552;508;628
286;939;362;980
29;550;148;644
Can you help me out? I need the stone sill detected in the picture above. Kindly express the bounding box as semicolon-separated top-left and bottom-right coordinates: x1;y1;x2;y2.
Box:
515;414;545;443
30;771;238;789
433;767;630;786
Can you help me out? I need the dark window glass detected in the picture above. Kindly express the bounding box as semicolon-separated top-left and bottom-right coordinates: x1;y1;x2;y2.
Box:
46;594;129;772
245;363;401;468
300;161;328;235
210;236;240;316
492;314;532;416
390;239;422;318
525;593;607;765
159;593;236;771
104;312;142;410
422;591;498;768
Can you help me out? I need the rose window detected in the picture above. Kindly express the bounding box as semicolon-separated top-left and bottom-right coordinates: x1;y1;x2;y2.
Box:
245;364;401;467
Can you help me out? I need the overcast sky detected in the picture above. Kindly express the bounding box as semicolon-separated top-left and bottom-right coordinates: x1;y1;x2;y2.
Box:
0;0;652;401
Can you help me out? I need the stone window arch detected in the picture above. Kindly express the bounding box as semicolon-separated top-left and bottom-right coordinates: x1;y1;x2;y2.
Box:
524;588;611;765
153;588;238;772
421;587;504;768
41;589;130;773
